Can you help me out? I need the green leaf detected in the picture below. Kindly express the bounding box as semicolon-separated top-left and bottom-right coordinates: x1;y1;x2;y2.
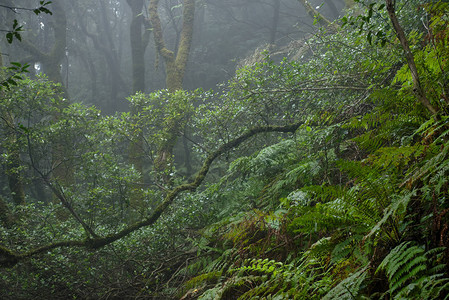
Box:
6;32;13;44
39;7;52;15
14;32;22;42
10;62;22;68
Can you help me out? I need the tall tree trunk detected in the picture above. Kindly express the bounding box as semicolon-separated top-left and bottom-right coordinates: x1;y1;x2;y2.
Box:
128;0;147;93
148;0;195;185
127;0;151;210
0;196;15;228
73;0;127;113
149;0;195;92
98;0;127;111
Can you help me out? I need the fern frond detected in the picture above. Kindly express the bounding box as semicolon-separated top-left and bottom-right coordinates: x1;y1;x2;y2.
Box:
182;270;223;293
420;275;449;300
330;234;364;264
231;139;296;177
203;249;235;273
323;264;369;300
299;184;345;204
377;242;449;299
377;242;423;285
403;140;449;189
391;254;426;291
290;199;365;234
194;254;333;299
365;190;414;243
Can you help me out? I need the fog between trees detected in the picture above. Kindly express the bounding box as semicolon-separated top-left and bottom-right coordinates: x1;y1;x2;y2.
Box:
1;0;345;112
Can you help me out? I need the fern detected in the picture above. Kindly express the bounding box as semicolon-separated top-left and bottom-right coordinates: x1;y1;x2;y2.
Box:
377;242;449;299
330;233;365;265
180;271;222;297
364;189;414;243
230;139;296;177
289;165;397;236
193;256;332;299
403;142;448;189
402;115;449;189
348;108;423;152
323;264;369;300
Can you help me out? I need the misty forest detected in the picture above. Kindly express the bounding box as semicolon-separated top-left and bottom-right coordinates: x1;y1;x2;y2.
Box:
0;0;449;299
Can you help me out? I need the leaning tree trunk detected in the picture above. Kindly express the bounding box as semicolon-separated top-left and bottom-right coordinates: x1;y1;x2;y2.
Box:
385;0;438;115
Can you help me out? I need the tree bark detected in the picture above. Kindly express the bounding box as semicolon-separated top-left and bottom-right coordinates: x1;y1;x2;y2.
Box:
149;0;195;91
0;196;15;228
126;0;151;210
148;0;195;185
127;0;148;94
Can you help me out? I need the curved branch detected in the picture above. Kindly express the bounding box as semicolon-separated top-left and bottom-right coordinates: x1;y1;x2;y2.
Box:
0;122;303;268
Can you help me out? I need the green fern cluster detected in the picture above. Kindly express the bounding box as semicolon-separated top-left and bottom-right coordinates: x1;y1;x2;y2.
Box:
377;242;449;299
186;257;332;300
288;160;399;237
323;264;369;300
177;3;449;299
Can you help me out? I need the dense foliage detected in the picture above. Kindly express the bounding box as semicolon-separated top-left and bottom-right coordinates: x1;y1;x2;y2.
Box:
0;0;449;299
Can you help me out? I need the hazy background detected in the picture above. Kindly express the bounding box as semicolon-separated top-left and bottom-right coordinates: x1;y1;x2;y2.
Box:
1;0;345;113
